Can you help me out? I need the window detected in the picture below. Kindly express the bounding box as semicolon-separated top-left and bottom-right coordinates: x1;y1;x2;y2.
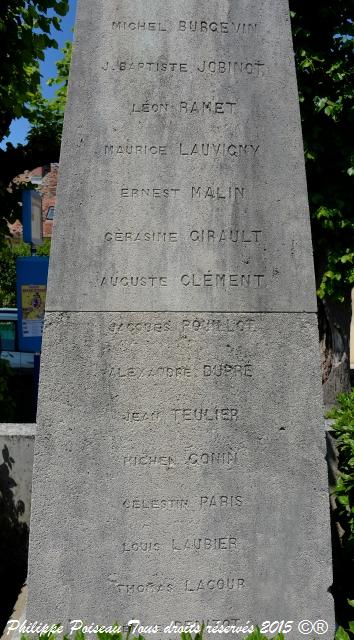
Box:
47;206;55;220
30;176;43;186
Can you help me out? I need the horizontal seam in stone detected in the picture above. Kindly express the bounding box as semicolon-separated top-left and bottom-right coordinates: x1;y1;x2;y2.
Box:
45;310;318;315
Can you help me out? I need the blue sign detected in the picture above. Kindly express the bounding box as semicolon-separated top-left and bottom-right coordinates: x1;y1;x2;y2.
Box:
16;257;49;352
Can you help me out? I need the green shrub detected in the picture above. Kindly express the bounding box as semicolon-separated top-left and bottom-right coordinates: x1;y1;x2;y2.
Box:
334;599;354;639
17;630;288;640
327;391;354;634
328;391;354;555
35;238;51;256
0;241;30;307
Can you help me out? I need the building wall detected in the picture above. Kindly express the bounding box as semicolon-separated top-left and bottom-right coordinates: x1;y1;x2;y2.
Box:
8;164;58;240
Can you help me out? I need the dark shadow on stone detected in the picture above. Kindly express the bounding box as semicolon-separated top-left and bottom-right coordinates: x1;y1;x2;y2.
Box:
0;444;29;635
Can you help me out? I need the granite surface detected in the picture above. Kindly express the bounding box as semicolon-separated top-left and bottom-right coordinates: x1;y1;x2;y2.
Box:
27;0;335;636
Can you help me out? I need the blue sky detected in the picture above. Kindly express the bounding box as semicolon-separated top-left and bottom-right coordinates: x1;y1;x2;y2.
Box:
1;1;77;148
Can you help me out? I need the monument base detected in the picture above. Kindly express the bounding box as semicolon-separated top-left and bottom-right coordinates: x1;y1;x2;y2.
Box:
27;313;334;636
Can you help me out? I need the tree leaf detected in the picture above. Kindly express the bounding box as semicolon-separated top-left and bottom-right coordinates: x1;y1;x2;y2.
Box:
335;627;350;640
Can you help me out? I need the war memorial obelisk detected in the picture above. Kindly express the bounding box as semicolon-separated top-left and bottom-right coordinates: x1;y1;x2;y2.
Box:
27;0;335;636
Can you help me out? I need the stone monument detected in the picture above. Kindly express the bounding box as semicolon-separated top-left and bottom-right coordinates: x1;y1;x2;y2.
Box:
27;0;335;636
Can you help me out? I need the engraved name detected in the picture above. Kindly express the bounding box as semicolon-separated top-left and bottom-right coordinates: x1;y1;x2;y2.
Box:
172;536;237;551
179;143;259;157
123;451;238;468
178;21;257;35
103;229;262;244
108;577;173;593
112;20;168;32
121;410;162;421
118;408;240;425
112;20;258;35
131;100;237;115
101;273;265;288
107;317;255;335
117;186;245;200
104;143;259;158
181;317;255;334
102;60;188;72
197;60;265;75
185;577;245;591
100;275;167;287
107;576;245;594
115;365;191;379
123;455;175;468
191;185;245;199
121;537;239;553
108;320;171;334
190;229;262;243
105;144;167;156
122;498;189;510
102;60;265;75
120;187;181;198
121;495;243;511
180;273;265;287
203;363;253;378
104;231;178;243
172;407;238;422
200;495;243;508
187;451;237;466
122;541;161;552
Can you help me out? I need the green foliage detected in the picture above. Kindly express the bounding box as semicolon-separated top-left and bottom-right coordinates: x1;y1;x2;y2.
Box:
18;626;354;640
328;391;354;552
180;624;204;640
335;599;354;639
328;392;354;630
0;241;30;307
0;2;69;245
336;628;351;640
0;0;69;141
47;39;72;108
27;40;72;149
1;3;353;309
247;629;284;640
15;630;292;640
35;238;51;256
290;2;354;302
